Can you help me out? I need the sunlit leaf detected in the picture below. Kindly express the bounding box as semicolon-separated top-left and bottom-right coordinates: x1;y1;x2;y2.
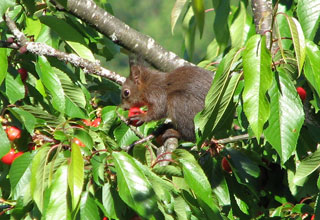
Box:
68;143;84;211
242;35;272;140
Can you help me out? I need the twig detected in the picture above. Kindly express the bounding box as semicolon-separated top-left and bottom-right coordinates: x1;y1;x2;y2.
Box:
215;133;264;144
116;110;158;151
3;13;125;85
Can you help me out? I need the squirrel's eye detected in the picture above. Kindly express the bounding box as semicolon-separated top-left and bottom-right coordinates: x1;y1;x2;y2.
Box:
123;89;130;98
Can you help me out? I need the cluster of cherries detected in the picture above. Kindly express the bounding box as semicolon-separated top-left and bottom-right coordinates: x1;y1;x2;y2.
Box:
73;118;101;147
1;126;23;165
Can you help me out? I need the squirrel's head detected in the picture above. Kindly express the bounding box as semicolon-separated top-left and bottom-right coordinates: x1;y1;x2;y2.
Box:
120;65;147;110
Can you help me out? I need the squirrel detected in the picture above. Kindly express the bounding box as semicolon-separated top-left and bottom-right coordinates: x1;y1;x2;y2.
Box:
121;64;213;142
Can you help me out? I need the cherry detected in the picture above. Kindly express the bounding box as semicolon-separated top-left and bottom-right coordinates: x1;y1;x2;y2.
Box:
19;45;27;54
82;119;92;126
6;126;21;141
221;157;232;173
73;138;85;147
128;107;145;127
296;87;306;102
1;149;16;165
6;37;14;44
102;217;108;220
18;68;28;82
311;214;315;220
91;118;101;127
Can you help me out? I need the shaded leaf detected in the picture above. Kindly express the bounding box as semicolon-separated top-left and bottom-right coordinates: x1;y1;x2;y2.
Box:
192;0;205;37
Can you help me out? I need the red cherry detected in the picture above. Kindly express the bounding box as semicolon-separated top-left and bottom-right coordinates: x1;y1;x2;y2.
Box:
6;126;21;141
6;37;14;43
19;45;27;54
13;152;24;160
311;214;315;220
1;149;16;165
102;217;108;220
91;118;101;127
128;107;145;127
73;138;85;147
296;87;306;102
221;157;232;173
18;68;28;82
82;119;92;126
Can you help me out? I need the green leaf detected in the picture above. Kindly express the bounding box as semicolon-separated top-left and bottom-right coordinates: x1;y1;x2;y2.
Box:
66;41;95;62
9;107;36;134
102;183;117;219
36;56;65;113
31;146;51;212
297;0;320;40
242;35;272;140
42;164;68;219
68;143;84;211
65;96;86;118
230;1;250;47
39;16;95;61
80;192;100;220
0;125;11;158
113;123;139;147
179;158;222;219
9;152;32;201
304;41;320;97
196;48;242;142
192;0;205;37
213;0;230;49
182;7;196;60
226;148;260;184
152;165;182;177
294;148;320;186
0;48;8;85
55;67;86;108
0;0;15;16
5;73;25;104
283;15;306;75
25;17;42;40
74;128;93;150
112;151;158;218
171;0;188;33
265;70;304;163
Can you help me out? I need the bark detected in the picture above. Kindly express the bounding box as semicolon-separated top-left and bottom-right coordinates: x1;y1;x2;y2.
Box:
52;0;191;72
251;0;278;52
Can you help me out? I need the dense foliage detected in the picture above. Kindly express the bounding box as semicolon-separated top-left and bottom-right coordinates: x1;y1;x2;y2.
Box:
0;0;320;219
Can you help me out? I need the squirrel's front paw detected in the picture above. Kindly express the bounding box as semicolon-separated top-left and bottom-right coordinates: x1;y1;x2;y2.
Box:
128;107;146;127
129;114;146;126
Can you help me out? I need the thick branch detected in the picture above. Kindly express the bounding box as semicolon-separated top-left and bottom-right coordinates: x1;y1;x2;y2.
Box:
4;13;125;85
53;0;191;71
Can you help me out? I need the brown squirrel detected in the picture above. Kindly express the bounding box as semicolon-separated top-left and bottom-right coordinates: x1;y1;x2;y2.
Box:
121;64;213;141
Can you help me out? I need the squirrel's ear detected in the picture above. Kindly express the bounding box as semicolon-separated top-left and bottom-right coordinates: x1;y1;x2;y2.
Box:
130;65;141;85
130;65;149;85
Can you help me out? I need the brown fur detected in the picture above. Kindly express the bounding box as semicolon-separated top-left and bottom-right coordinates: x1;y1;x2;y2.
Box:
121;65;212;141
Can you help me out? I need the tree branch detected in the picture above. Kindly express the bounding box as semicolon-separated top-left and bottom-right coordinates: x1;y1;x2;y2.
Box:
3;13;125;85
52;0;191;72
